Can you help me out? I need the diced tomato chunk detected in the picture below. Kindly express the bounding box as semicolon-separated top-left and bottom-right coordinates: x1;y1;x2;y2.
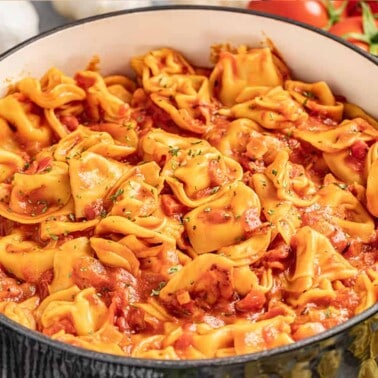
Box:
118;104;128;117
350;140;368;160
205;208;232;224
174;332;193;350
161;194;187;217
36;269;53;300
235;289;266;312
72;256;109;290
83;200;104;220
60;115;79;131
75;73;96;89
36;156;53;173
43;317;77;336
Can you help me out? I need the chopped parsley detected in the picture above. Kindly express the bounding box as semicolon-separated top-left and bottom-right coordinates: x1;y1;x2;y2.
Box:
110;188;124;202
302;91;316;99
168;266;179;274
334;182;348;190
49;233;59;241
38;200;49;213
324;307;332;318
150;281;166;296
210;186;220;194
168;146;180;156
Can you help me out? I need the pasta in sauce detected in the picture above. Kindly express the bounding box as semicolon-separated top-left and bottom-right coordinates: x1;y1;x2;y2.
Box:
0;43;377;360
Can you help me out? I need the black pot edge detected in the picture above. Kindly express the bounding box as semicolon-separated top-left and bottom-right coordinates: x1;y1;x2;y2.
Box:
1;303;377;369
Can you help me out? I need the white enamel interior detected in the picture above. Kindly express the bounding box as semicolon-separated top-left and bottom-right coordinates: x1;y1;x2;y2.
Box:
0;8;377;118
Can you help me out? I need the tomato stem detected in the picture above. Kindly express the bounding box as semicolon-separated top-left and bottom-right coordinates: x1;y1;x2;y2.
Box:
341;1;378;55
362;1;378;34
342;31;370;43
371;44;378;55
361;1;378;54
324;0;348;30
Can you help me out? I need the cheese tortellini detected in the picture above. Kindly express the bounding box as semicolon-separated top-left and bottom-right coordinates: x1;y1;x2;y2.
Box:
0;42;377;361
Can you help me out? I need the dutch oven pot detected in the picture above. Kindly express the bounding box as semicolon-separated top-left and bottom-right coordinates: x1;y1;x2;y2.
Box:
0;6;377;378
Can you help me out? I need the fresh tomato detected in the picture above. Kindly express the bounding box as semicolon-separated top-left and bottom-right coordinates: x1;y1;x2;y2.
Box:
247;1;348;29
328;2;378;54
346;0;378;16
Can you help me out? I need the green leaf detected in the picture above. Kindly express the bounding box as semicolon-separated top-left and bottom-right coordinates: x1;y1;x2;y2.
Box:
110;188;124;203
150;281;166;296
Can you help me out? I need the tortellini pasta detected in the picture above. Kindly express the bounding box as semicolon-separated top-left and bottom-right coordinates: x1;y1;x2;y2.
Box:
0;42;377;361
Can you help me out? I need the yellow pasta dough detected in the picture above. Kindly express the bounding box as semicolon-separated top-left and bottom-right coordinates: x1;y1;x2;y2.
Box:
0;42;376;360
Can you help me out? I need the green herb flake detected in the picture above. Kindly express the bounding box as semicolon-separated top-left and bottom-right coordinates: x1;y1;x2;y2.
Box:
334;182;348;190
110;188;124;203
49;233;59;241
168;146;180;156
210;186;220;194
235;235;246;243
150;281;166;296
324;307;332;318
302;91;316;99
168;266;179;274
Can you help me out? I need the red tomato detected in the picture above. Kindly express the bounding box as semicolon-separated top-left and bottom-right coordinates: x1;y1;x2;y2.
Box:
174;332;193;350
60;114;79;131
346;0;378;16
328;9;378;54
75;72;96;89
247;0;347;29
83;199;104;220
235;289;266;312
161;194;187;217
350;140;369;160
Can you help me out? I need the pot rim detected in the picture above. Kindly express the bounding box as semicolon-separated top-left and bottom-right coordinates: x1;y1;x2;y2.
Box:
0;4;377;64
0;4;377;369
